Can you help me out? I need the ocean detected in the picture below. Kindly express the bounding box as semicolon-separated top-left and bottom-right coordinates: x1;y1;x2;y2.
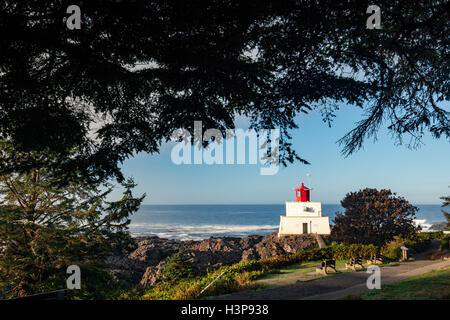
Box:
129;204;446;240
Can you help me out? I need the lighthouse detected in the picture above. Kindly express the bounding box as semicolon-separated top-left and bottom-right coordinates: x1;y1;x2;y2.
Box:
278;182;331;236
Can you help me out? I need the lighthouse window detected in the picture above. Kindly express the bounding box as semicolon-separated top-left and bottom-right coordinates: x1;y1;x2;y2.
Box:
297;191;301;197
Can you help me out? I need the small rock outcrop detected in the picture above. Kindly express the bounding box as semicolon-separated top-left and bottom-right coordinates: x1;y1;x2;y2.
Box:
430;222;447;231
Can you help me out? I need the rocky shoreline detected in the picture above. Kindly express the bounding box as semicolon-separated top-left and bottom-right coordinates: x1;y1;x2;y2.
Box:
106;232;317;288
429;222;447;231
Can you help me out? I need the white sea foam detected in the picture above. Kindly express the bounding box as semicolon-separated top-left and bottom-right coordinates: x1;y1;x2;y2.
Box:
129;223;278;240
130;219;441;240
414;219;433;232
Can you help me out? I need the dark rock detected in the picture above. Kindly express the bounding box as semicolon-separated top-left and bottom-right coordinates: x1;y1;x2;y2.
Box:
241;248;258;261
430;222;447;231
140;261;166;287
240;235;263;250
252;232;315;259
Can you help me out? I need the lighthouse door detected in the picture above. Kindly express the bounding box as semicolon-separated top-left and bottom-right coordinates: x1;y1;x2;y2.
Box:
302;223;308;234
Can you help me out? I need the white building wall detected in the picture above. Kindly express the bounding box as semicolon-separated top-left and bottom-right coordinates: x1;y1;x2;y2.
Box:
278;216;331;235
285;201;322;217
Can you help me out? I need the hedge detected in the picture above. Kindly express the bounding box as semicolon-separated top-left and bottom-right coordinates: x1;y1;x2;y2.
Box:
440;234;450;251
381;234;433;261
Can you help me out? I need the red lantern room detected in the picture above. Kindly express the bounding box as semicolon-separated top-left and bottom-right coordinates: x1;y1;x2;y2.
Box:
295;182;310;202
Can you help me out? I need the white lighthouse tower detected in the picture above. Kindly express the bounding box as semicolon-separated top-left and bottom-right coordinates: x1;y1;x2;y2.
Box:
278;182;331;236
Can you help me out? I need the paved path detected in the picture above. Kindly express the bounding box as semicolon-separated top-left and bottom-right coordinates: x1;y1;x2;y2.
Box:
213;241;449;300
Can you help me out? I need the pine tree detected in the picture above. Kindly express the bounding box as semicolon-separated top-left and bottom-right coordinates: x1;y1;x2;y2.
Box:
161;252;195;283
1;1;449;183
441;188;450;229
0;141;145;298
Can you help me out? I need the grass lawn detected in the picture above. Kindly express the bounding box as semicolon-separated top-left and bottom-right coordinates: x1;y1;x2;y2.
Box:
258;260;322;279
344;266;450;300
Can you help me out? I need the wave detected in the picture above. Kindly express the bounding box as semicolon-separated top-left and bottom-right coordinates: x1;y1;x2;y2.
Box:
129;218;441;240
413;219;434;232
129;223;279;240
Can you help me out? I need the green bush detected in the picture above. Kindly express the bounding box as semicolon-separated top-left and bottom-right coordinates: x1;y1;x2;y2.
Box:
382;238;404;261
329;244;378;260
416;231;444;241
382;235;432;261
160;252;195;283
440;235;450;251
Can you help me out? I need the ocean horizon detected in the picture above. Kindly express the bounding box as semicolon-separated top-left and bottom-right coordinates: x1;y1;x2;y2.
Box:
129;204;446;240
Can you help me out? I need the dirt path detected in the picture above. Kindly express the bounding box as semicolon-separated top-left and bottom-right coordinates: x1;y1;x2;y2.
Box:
213;240;449;300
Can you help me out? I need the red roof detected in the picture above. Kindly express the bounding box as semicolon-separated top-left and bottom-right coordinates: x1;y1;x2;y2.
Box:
296;182;310;190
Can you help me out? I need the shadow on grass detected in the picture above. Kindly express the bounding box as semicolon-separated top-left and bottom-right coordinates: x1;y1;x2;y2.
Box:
255;259;358;285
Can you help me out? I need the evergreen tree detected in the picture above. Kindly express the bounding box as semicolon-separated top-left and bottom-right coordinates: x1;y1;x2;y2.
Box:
441;188;450;229
160;252;195;283
0;141;145;298
1;1;448;183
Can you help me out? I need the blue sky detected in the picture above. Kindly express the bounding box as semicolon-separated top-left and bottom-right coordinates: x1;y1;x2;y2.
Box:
111;103;449;205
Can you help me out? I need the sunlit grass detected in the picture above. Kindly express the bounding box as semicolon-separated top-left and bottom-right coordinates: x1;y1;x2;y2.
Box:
343;266;450;300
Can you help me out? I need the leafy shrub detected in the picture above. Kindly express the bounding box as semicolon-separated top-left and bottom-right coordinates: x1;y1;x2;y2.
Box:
331;188;418;246
329;244;378;260
382;237;405;261
417;231;444;241
116;288;144;300
382;235;432;261
440;235;450;251
141;281;180;300
404;238;430;254
173;282;202;300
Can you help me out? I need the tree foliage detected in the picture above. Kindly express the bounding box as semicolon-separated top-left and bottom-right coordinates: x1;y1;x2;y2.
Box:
0;141;145;298
441;188;450;229
0;0;448;183
160;252;195;283
331;188;418;246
